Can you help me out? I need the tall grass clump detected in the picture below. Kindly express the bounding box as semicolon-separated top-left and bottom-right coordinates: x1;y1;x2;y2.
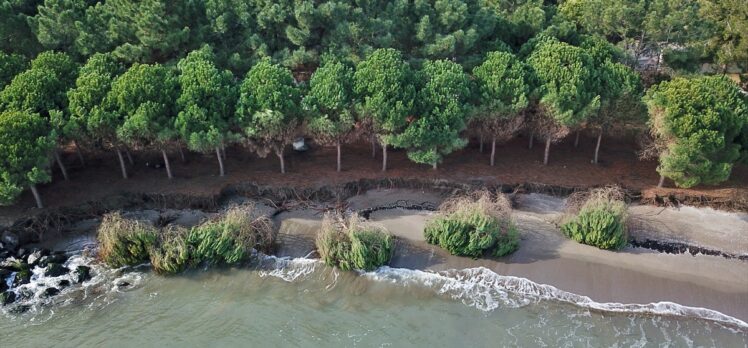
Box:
149;226;191;274
97;212;158;267
316;214;394;271
424;191;519;258
561;187;628;250
97;205;275;274
186;205;274;266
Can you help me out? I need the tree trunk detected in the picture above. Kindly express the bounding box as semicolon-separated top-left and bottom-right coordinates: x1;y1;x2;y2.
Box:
543;137;551;165
490;136;496;166
432;162;437;170
221;143;226;159
529;131;534;149
574;131;580;148
178;146;186;162
277;149;286;174
479;133;484;153
336;141;342;172
73;140;85;167
382;144;388;172
116;148;128;179
161;149;173;179
54;151;69;181
658;174;665;188
371;135;376;158
593;131;603;164
30;184;43;209
125;148;134;165
216;146;225;177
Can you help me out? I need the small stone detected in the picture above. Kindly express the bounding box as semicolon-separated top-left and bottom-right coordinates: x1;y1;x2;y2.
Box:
45;263;70;277
75;266;92;283
1;291;17;306
17;288;34;300
8;304;30;314
38;254;67;267
26;248;49;266
57;279;71;288
13;269;31;287
1;231;19;251
116;281;131;287
40;287;60;298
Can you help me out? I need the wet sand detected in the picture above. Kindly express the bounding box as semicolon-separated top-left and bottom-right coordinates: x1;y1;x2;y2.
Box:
274;189;748;321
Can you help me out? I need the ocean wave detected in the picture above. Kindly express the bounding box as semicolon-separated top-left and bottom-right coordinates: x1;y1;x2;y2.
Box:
364;266;748;330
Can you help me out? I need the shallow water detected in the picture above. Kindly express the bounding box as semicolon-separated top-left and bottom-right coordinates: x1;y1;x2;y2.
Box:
2;255;746;347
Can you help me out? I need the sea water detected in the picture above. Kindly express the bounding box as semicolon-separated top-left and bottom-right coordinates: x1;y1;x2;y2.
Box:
1;255;745;347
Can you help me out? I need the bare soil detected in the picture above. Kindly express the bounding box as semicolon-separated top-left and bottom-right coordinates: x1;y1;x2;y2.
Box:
1;134;746;225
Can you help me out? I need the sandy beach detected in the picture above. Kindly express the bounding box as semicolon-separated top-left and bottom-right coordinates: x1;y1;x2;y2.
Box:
274;189;748;321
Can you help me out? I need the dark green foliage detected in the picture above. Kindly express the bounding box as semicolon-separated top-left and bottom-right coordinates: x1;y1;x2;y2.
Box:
97;212;158;268
561;188;628;250
424;192;519;258
0;110;55;207
316;214;394;271
0;52;28;90
1;51;77;116
646;76;748;188
396;59;472;168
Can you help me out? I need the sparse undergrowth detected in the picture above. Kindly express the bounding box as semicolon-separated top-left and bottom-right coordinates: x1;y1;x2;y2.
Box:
316;214;394;271
561;187;628;250
424;191;519;258
97;205;274;274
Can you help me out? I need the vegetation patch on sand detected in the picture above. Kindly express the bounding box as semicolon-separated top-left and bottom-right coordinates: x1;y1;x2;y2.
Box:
424;191;519;258
97;205;274;274
561;187;628;250
316;214;394;271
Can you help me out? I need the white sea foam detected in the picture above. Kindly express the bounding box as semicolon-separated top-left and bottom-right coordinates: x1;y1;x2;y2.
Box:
257;255;322;282
364;266;748;330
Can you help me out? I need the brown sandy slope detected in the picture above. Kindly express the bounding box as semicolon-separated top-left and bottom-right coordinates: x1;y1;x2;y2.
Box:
1;135;746;225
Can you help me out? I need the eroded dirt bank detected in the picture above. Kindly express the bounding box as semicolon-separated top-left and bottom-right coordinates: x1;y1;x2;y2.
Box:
2;138;747;228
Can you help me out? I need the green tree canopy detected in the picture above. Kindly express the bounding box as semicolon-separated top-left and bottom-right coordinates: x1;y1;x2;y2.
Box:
28;0;92;54
395;59;472;169
236;59;300;174
176;45;236;176
0;52;28;90
1;51;77;115
0;110;56;208
646;76;748;188
109;63;179;178
472;50;530;165
527;38;600;164
354;48;415;171
302;57;356;172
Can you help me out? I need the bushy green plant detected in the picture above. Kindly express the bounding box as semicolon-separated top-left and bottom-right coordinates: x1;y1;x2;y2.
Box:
186;206;273;265
149;227;191;275
561;187;628;250
424;192;519;258
97;212;158;267
316;214;393;271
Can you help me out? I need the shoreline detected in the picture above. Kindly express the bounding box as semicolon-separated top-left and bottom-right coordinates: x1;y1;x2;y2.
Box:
5;187;747;323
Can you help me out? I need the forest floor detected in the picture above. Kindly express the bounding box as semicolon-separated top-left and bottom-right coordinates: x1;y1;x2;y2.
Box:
1;133;746;225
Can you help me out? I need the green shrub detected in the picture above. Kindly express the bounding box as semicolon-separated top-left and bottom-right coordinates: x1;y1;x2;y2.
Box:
316;214;394;271
97;212;158;267
561;187;628;250
149;227;191;275
424;192;519;258
97;205;274;274
186;205;274;265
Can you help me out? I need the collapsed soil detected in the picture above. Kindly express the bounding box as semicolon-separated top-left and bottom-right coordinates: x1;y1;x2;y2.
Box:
1;134;746;226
